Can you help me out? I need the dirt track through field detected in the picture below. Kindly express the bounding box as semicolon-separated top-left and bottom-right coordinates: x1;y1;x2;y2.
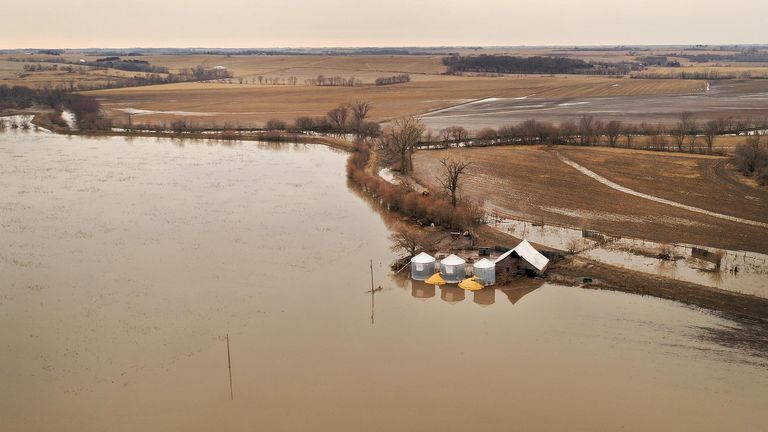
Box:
554;151;768;229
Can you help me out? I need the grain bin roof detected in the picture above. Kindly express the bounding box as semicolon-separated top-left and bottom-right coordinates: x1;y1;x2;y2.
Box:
494;240;549;272
411;252;436;264
441;254;466;266
473;258;495;269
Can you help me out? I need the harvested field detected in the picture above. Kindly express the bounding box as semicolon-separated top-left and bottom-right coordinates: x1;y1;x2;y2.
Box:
89;75;703;128
419;80;768;130
141;54;448;82
557;146;768;224
411;145;768;254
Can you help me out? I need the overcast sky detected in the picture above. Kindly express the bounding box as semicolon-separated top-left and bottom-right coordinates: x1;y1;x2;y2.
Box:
2;0;766;48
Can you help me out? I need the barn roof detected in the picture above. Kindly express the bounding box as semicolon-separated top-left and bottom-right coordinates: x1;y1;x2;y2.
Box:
494;240;549;272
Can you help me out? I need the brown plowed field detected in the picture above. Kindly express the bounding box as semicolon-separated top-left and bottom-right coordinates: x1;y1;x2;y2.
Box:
412;145;768;253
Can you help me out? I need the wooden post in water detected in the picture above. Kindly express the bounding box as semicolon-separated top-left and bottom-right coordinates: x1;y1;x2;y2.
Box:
226;333;233;401
370;260;375;325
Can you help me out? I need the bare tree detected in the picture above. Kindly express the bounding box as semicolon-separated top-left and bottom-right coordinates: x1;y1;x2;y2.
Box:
578;115;595;145
389;224;428;259
476;127;497;145
437;157;471;207
379;116;425;174
674;112;693;151
440;126;469;143
327;104;349;130
622;124;636;148
559;120;578;144
686;119;700;152
703;119;721;153
604;120;622;147
350;100;372;125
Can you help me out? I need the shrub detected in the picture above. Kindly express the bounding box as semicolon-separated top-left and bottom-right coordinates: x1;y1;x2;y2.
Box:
266;118;287;130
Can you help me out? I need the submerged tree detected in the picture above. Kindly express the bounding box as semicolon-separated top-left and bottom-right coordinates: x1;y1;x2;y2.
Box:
389;224;428;259
437;157;471;207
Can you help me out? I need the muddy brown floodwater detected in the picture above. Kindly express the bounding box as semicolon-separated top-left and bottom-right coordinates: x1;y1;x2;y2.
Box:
1;130;766;431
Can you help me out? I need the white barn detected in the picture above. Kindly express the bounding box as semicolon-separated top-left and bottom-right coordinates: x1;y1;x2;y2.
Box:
495;240;550;277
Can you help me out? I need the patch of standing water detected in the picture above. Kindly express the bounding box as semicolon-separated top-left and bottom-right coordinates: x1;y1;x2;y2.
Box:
490;216;768;297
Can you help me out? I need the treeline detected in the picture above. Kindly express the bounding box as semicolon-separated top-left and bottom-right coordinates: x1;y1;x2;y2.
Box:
304;75;362;86
22;64;66;72
632;70;768;80
347;140;483;230
87;57;168;74
682;53;768;63
443;55;632;75
374;74;411;86
124;101;382;137
0;85;109;130
419;114;767;154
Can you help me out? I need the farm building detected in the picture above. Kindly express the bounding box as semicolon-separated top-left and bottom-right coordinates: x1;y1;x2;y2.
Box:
495;240;550;277
473;258;496;286
410;252;436;281
440;254;466;283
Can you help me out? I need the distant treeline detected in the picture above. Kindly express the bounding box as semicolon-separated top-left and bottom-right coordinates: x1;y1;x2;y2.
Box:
681;53;768;63
87;57;168;73
443;55;631;75
632;70;768;80
9;57;234;90
304;75;362;86
374;74;411;86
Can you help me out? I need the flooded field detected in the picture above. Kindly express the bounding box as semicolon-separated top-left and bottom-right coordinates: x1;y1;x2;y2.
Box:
420;80;768;130
491;217;768;297
1;130;767;431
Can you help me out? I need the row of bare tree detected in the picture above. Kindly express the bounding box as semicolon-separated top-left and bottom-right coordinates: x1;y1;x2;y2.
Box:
304;75;362;87
423;114;767;154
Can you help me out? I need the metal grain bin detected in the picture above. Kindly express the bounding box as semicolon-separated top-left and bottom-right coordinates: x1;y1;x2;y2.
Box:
473;258;496;286
410;252;436;281
440;254;466;283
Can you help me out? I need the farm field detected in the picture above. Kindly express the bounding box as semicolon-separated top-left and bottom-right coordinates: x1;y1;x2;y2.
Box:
87;73;702;128
419;80;768;130
412;145;768;254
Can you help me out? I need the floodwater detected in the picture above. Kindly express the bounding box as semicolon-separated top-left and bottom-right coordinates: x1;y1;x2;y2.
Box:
1;130;767;431
491;216;768;297
419;80;768;130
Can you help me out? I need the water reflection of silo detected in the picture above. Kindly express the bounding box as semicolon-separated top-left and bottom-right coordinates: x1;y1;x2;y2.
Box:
411;280;435;300
473;288;496;307
440;285;465;303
